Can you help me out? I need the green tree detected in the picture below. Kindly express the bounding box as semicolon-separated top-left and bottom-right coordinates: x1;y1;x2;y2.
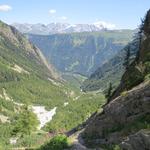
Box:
105;82;112;100
123;46;130;70
134;17;145;62
12;106;39;136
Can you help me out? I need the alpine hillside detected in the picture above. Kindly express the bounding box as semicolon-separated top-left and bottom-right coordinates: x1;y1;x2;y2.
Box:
0;20;105;149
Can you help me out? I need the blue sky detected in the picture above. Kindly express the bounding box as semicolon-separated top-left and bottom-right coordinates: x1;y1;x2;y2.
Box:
0;0;150;29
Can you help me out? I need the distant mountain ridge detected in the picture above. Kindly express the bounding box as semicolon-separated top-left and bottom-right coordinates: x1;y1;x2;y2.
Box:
28;30;135;76
13;22;120;35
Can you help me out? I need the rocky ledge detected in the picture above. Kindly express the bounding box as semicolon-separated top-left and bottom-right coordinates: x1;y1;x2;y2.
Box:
82;81;150;149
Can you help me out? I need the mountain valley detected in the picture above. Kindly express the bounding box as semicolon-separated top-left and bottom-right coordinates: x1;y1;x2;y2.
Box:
0;4;150;150
0;21;105;149
27;30;134;76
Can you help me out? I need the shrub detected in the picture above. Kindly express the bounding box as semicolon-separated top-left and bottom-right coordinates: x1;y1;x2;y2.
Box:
39;135;68;150
121;91;128;97
12;106;39;136
114;145;121;150
145;74;150;81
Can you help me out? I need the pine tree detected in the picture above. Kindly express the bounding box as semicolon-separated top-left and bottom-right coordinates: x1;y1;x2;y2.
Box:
134;17;145;62
123;46;130;70
105;82;112;100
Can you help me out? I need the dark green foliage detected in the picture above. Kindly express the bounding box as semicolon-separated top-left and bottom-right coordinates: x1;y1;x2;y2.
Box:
123;46;130;70
105;82;113;100
143;9;150;35
39;135;68;150
12;106;39;136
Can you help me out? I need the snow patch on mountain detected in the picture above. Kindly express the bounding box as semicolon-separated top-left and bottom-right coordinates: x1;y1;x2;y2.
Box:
93;21;116;30
32;106;57;129
12;21;116;35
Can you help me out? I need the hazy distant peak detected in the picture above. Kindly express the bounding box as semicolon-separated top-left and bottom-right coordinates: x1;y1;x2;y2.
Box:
12;22;116;35
93;21;116;30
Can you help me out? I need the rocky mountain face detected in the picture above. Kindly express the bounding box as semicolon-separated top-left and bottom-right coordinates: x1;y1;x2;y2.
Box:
82;9;150;150
12;22;116;35
0;20;58;79
81;40;138;91
28;30;134;76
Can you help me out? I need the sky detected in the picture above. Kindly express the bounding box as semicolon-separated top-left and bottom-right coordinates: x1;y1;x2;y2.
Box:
0;0;150;29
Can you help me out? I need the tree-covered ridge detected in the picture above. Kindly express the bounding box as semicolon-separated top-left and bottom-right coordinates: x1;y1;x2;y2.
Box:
28;30;134;76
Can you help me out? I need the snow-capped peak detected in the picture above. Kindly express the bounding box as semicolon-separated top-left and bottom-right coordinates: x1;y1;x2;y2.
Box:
93;21;116;30
12;21;116;35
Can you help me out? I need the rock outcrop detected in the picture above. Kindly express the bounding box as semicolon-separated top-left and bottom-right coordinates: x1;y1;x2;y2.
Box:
83;81;150;146
82;9;150;149
120;129;150;150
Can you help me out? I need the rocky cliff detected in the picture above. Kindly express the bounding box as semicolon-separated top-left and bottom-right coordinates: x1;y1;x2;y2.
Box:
82;9;150;150
83;81;150;149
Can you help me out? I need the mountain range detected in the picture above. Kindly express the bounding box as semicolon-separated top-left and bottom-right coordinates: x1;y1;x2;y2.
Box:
13;22;118;35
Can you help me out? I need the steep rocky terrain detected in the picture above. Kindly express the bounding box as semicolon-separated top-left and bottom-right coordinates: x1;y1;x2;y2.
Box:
81;9;150;150
81;41;138;91
28;30;134;76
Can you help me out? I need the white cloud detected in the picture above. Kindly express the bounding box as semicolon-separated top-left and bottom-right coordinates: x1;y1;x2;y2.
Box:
60;16;68;20
0;5;12;12
93;21;116;30
49;9;56;14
